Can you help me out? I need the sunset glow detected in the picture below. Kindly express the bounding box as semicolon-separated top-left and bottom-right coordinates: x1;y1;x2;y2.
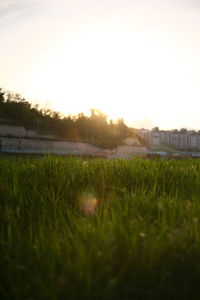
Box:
1;0;200;129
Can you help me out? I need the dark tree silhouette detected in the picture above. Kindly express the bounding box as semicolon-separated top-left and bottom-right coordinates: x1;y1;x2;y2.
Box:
0;88;140;148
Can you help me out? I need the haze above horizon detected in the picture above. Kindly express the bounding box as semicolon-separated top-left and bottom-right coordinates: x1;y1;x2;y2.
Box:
1;0;200;130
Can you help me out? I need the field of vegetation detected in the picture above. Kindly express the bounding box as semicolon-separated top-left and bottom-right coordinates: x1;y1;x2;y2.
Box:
1;156;200;299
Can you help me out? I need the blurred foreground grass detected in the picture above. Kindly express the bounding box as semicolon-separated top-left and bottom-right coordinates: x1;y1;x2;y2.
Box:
1;156;200;299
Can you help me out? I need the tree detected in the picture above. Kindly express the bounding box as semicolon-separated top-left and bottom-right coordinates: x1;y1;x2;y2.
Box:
0;87;143;148
0;89;4;103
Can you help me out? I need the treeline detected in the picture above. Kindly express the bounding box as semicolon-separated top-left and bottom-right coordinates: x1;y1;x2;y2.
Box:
0;88;140;149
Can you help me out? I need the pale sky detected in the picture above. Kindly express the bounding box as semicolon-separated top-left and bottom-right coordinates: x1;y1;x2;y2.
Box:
1;0;200;129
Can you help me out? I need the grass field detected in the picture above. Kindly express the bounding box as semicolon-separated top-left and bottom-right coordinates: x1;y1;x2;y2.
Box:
1;156;200;299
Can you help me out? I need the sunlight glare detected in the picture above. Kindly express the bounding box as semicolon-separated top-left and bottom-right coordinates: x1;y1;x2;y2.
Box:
29;31;188;127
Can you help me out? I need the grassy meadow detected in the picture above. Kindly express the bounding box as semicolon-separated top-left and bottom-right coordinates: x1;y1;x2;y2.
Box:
1;156;200;299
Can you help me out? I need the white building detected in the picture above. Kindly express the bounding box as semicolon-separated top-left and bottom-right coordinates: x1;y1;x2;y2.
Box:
138;127;200;152
197;133;200;150
160;131;170;145
138;129;150;144
179;129;188;150
149;128;160;145
188;132;197;150
170;130;179;148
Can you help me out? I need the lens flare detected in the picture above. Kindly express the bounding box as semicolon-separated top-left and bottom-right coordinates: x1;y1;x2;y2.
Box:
79;192;98;216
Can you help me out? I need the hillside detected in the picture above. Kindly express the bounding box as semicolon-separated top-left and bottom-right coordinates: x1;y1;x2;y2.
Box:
0;88;143;149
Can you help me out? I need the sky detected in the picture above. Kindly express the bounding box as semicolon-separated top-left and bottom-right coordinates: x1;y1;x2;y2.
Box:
1;0;200;130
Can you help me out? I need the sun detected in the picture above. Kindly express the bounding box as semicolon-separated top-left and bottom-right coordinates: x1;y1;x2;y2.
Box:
27;30;183;128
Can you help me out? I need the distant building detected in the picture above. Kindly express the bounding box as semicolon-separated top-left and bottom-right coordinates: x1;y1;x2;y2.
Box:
149;127;160;145
188;131;197;150
137;127;200;152
170;130;179;149
160;131;170;145
179;129;188;150
139;129;150;144
197;132;200;150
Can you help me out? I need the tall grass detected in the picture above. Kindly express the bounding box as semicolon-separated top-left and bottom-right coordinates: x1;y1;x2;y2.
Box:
1;156;200;299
